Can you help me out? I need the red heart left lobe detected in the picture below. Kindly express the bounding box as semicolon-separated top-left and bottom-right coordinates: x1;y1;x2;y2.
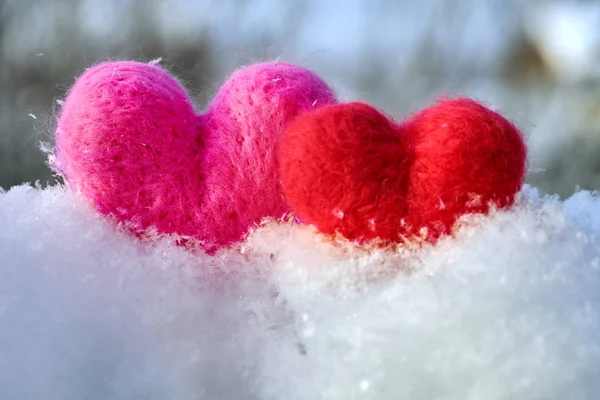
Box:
278;102;410;242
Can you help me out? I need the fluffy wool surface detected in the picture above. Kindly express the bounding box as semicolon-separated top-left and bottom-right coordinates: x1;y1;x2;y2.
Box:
1;184;600;400
279;99;526;243
279;102;410;241
55;61;335;250
404;98;527;238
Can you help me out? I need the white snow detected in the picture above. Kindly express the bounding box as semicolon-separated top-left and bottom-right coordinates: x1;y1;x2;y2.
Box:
1;184;599;399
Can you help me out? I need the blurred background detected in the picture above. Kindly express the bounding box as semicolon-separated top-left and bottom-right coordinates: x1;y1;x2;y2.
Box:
1;0;600;197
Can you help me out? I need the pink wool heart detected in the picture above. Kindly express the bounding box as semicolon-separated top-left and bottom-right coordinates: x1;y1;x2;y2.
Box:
55;61;335;250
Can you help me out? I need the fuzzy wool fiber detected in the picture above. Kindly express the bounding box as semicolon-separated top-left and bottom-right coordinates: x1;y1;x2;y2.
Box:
55;61;335;250
404;98;527;238
279;102;410;241
1;184;600;400
279;99;526;243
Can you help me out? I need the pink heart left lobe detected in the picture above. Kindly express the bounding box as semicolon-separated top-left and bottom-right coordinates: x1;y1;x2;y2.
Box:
55;61;335;250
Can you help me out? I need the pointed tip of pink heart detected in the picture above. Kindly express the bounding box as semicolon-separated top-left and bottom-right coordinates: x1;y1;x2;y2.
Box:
55;60;336;250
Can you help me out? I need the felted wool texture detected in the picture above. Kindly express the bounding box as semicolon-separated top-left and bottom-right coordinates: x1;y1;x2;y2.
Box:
201;62;336;246
278;102;410;242
403;98;527;239
55;61;336;251
278;98;526;244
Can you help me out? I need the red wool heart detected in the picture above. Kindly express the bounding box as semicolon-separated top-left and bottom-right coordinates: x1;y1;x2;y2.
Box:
278;98;527;243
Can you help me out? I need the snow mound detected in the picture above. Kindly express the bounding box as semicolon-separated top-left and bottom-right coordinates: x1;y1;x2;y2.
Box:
1;184;599;400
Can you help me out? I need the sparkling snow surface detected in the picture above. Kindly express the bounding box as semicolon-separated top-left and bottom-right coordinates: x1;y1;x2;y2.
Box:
1;184;599;400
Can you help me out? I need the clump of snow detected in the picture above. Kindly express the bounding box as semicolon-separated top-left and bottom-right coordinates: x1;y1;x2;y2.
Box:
1;184;599;399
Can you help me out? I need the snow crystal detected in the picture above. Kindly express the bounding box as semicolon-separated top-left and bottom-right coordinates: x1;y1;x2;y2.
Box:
0;184;599;399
